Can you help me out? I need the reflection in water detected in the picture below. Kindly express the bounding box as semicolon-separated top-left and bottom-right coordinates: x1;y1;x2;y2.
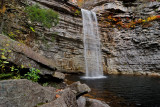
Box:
66;74;160;107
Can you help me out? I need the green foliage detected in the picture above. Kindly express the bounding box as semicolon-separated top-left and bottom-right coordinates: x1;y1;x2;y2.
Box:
10;66;19;72
43;82;49;87
0;73;13;79
30;27;35;32
13;74;21;79
0;48;23;80
74;10;81;16
36;102;45;106
8;32;17;40
0;48;11;72
24;68;40;82
25;4;59;28
0;48;40;82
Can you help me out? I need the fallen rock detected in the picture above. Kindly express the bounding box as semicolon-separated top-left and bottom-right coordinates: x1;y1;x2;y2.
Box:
77;97;110;107
0;79;56;107
52;72;65;80
40;88;78;107
68;81;91;99
77;96;86;107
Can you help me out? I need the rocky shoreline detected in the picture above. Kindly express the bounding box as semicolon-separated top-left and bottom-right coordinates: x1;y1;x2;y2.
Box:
0;79;110;107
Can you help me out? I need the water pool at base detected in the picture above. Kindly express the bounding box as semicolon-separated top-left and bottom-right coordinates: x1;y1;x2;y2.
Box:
66;74;160;107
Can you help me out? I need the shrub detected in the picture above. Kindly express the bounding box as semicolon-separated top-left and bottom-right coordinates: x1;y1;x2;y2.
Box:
24;68;40;82
25;4;59;28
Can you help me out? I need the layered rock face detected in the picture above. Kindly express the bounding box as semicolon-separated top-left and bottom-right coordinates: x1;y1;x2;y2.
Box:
94;0;160;75
29;0;85;73
1;0;160;75
6;0;85;73
36;0;160;75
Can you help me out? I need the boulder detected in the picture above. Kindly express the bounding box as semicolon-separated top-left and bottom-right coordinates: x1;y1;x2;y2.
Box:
86;98;110;107
0;79;109;107
68;81;91;99
40;88;78;107
77;96;86;107
77;97;110;107
0;79;56;107
52;72;65;80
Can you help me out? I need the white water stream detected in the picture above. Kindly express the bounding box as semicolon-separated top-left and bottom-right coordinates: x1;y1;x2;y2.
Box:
81;9;105;79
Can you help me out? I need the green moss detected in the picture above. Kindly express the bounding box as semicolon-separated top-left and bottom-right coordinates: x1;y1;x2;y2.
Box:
35;102;45;107
25;4;59;28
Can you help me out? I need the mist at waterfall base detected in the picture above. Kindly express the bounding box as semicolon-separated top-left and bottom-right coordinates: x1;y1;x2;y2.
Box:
81;9;106;79
66;74;160;107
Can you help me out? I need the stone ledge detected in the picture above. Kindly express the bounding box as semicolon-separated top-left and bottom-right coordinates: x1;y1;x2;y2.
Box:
0;34;57;75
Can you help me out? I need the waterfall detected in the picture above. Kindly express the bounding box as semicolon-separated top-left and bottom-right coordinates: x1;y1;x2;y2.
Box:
81;9;105;78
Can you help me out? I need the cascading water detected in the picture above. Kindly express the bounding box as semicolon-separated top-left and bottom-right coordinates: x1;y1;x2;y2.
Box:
81;9;105;79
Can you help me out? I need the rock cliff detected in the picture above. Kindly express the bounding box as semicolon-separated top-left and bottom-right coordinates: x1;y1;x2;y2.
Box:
0;0;160;75
94;0;160;75
26;0;85;73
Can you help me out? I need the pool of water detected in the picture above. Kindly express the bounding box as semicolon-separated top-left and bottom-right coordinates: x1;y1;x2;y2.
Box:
66;74;160;107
